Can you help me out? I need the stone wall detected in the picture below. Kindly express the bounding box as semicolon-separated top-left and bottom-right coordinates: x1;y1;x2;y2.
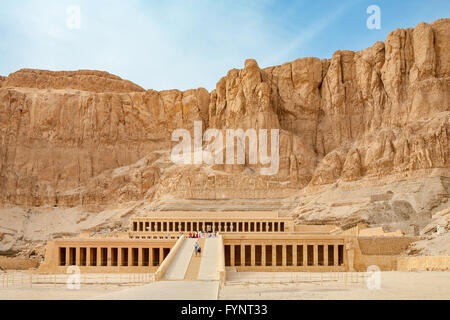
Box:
357;237;418;255
397;256;450;271
0;256;39;270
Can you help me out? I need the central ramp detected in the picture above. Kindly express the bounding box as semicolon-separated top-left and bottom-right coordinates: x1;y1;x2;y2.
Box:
163;238;197;280
184;238;205;280
198;238;221;281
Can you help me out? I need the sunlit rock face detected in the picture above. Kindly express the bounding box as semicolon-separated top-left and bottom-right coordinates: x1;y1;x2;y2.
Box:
0;19;448;209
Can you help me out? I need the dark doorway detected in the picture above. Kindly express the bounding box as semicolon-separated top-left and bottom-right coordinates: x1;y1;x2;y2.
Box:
328;245;334;266
286;245;293;266
234;246;241;266
307;245;314;266
225;245;231;266
297;245;303;266
245;245;251;266
265;246;272;266
255;245;262;266
59;248;66;266
276;245;282;266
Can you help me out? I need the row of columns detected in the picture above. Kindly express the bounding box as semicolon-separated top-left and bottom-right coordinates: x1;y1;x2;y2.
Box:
225;244;344;267
132;221;285;233
59;247;169;267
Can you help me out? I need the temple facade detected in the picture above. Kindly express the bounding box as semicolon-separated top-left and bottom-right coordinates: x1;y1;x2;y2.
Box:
38;211;417;275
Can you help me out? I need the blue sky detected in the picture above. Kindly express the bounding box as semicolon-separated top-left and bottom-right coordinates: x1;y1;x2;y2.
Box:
0;0;449;91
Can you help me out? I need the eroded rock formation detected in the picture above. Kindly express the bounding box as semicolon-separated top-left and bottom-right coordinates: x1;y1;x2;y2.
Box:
0;19;449;255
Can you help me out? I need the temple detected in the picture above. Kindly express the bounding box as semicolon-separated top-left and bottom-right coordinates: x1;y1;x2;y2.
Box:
38;211;417;278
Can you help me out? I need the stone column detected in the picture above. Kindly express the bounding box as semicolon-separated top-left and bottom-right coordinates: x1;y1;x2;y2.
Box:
303;245;307;267
334;245;339;267
282;245;287;267
86;248;91;267
138;248;143;267
76;247;81;266
262;245;266;266
159;248;164;265
96;248;101;267
149;247;153;267
251;245;255;267
65;247;70;266
272;245;276;267
107;247;112;267
324;245;329;267
293;245;297;267
241;244;245;266
127;248;132;267
118;248;122;267
346;240;355;272
313;245;318;266
230;245;235;267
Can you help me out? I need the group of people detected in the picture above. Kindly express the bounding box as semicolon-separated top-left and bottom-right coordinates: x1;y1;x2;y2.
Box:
166;231;220;240
187;232;199;239
188;231;220;257
187;231;218;239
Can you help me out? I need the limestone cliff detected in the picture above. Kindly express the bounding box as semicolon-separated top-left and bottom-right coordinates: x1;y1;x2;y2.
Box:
0;19;449;256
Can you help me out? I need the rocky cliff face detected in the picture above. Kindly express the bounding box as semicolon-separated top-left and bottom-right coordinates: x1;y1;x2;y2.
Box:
0;19;449;249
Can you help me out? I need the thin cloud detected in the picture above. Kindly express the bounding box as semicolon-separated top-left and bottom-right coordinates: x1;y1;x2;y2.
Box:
0;0;448;91
265;2;352;66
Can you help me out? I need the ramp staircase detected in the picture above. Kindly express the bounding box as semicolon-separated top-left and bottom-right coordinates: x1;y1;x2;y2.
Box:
198;238;221;281
163;238;197;280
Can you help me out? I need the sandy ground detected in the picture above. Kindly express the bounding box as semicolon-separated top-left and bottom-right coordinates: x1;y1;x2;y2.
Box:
95;281;219;300
219;272;450;300
0;284;128;300
0;272;449;300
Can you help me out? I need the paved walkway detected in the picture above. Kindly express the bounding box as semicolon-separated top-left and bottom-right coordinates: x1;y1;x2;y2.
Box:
95;281;220;300
163;238;196;280
198;238;220;281
184;238;205;280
